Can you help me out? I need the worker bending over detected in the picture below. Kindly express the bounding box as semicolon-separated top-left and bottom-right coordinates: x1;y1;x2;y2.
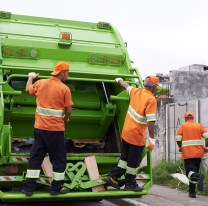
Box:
106;76;158;191
22;62;73;196
176;112;208;198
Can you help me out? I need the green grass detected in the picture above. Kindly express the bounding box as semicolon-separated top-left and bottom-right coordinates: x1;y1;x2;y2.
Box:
152;158;208;196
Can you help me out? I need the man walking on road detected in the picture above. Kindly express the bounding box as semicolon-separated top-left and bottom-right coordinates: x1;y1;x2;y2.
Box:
106;75;158;191
22;61;73;196
176;112;208;198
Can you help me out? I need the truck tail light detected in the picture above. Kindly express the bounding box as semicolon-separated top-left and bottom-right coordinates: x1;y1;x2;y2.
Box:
5;165;19;173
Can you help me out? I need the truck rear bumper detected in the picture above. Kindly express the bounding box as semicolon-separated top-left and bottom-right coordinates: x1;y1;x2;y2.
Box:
0;189;148;202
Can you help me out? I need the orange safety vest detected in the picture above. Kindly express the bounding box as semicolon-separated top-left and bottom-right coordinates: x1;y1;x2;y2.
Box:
176;120;208;159
122;86;157;146
29;77;73;131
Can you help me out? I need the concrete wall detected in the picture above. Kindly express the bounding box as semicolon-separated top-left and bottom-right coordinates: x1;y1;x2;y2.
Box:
170;70;208;102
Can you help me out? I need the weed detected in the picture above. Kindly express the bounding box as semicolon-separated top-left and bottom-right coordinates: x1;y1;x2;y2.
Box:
152;158;208;196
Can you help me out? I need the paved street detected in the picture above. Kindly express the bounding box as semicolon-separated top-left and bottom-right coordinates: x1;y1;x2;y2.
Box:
110;185;208;206
0;200;118;206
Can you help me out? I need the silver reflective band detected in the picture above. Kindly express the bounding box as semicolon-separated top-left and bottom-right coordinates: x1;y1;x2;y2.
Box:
126;166;139;175
26;170;40;178
118;160;127;169
36;106;64;118
127;86;133;96
176;135;182;141
188;171;194;178
128;106;147;124
202;133;208;139
146;114;156;122
53;172;65;180
181;140;203;147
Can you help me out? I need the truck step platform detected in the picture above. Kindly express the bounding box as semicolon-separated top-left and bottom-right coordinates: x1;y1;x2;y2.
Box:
0;190;148;202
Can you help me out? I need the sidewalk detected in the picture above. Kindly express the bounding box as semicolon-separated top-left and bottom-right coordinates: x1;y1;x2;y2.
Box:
108;185;208;206
135;185;208;206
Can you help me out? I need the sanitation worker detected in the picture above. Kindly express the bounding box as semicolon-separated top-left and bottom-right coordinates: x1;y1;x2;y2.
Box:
176;111;208;198
21;62;73;196
105;75;158;191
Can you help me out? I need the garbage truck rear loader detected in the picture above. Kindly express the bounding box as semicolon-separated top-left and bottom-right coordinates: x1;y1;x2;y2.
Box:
0;11;152;202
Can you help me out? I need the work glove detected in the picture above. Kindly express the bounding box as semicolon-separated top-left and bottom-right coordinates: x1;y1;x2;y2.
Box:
114;78;123;84
179;147;182;152
63;115;69;124
146;138;155;151
28;72;39;79
204;147;208;154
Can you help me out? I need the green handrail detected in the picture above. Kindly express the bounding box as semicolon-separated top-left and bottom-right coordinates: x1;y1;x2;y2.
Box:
129;68;144;89
0;74;138;86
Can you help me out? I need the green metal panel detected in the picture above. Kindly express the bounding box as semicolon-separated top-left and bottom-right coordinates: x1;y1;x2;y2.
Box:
0;12;152;201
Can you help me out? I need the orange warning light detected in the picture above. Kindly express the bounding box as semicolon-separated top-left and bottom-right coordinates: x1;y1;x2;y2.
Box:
18;49;25;56
62;33;70;40
102;56;108;63
113;57;119;64
5;48;12;55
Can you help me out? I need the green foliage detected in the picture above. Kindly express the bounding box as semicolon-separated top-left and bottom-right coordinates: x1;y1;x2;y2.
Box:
152;158;208;196
154;87;169;100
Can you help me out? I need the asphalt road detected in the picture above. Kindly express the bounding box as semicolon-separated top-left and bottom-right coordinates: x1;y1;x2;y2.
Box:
0;200;119;206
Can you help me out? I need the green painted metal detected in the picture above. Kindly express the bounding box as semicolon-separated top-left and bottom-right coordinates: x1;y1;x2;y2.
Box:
0;11;153;202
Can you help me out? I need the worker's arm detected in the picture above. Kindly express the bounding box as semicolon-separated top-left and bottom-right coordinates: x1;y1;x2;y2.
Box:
147;121;155;139
146;121;156;151
205;139;208;147
177;141;182;148
115;78;129;90
176;126;183;151
25;72;39;94
63;106;72;121
25;76;35;94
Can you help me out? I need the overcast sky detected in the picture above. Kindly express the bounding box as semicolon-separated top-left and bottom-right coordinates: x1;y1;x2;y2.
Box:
2;0;208;79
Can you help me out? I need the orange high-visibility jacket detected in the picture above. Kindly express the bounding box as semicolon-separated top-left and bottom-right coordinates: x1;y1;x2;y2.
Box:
176;120;208;159
29;77;73;131
122;86;157;146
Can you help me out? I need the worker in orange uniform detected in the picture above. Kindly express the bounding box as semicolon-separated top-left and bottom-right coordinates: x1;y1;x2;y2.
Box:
21;62;73;196
105;75;158;191
176;112;208;198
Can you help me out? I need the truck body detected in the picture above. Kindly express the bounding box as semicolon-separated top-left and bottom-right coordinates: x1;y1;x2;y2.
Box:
0;11;152;202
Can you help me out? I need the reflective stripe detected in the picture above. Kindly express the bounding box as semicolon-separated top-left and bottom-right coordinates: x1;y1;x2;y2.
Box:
181;140;203;147
188;171;197;184
176;135;182;141
36;106;64;118
126;166;139;175
128;105;147;125
189;180;197;184
202;133;208;139
26;170;40;178
146;114;156;122
53;172;65;180
118;160;127;169
127;86;133;96
188;171;194;178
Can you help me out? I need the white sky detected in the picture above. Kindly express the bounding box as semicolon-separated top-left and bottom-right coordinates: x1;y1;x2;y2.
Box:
2;0;208;79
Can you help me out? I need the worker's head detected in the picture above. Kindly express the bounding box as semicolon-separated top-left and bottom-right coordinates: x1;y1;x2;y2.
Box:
183;112;194;122
51;62;69;82
143;75;159;93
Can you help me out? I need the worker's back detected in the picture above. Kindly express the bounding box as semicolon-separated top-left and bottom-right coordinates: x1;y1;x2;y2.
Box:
122;88;157;146
30;77;72;131
178;120;205;159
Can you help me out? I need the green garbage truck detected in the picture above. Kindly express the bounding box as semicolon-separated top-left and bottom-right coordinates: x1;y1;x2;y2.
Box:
0;11;153;202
